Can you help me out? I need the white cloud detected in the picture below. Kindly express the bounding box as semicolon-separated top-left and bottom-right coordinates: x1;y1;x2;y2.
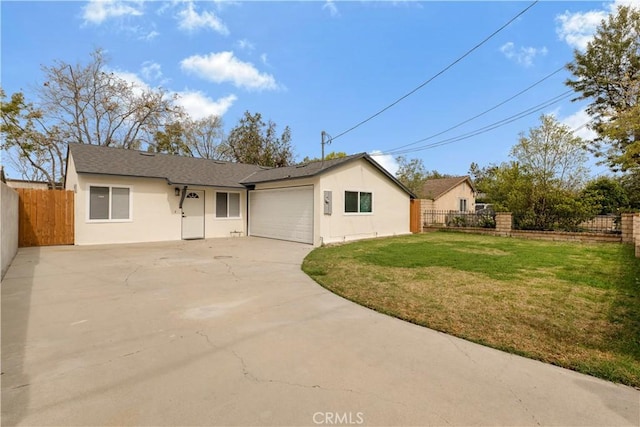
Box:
177;1;229;35
560;108;598;141
237;39;255;51
500;42;548;67
104;68;236;119
323;0;339;17
181;51;278;91
260;53;269;66
369;150;399;176
140;30;159;41
141;61;163;81
555;10;607;50
82;0;143;25
175;91;237;119
110;69;150;97
555;0;640;50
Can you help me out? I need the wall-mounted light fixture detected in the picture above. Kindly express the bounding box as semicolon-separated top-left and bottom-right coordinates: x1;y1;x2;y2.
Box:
175;187;180;196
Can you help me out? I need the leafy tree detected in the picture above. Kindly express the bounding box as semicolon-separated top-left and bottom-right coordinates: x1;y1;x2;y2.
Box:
510;114;588;191
581;176;630;214
152;122;192;156
479;116;595;231
220;111;294;167
621;170;640;209
468;162;498;201
302;151;348;163
395;156;427;197
1;89;64;184
484;161;597;231
1;48;182;186
566;5;640;172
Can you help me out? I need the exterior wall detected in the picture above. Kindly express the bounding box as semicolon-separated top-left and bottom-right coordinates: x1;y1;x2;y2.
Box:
68;157;247;245
621;213;639;244
6;180;50;190
1;182;19;278
317;160;410;246
432;182;475;212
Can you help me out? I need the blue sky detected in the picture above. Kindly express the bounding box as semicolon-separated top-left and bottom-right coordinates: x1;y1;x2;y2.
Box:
1;0;637;178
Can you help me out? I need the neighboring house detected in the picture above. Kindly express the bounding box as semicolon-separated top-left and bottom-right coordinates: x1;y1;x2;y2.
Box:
5;179;55;190
64;144;414;247
421;176;476;212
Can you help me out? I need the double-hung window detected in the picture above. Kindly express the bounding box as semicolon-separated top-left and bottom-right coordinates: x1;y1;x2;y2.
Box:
344;191;373;214
89;186;131;221
216;192;241;218
459;198;468;212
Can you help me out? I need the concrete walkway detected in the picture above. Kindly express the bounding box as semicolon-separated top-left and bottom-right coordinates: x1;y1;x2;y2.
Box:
1;237;638;426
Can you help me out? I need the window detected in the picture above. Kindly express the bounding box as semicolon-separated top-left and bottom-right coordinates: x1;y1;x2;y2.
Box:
89;186;130;221
345;191;373;214
216;192;241;218
459;198;468;212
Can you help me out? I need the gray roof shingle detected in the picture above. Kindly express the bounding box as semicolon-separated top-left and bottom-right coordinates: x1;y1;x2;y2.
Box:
67;144;263;188
241;153;415;197
67;144;415;197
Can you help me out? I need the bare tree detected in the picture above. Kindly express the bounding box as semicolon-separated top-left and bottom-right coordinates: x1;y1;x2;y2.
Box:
184;115;226;159
1;48;183;186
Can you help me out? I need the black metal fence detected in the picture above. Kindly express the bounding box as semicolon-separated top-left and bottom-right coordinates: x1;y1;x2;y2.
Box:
423;210;621;235
512;213;621;234
423;210;496;229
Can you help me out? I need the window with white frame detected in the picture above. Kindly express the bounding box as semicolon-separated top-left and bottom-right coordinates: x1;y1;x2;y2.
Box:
89;186;131;220
459;198;468;212
216;192;241;218
344;191;373;213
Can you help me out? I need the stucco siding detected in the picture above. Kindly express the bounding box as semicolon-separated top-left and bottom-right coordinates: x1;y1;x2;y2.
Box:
433;182;475;212
73;173;247;245
1;182;19;278
318;160;410;245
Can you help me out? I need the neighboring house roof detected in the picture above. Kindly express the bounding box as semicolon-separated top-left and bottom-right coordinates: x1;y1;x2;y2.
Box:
422;176;475;200
241;153;416;197
67;144;264;188
66;144;415;197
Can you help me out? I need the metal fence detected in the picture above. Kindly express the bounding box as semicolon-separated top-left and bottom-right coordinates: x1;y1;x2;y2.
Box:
423;210;496;229
511;213;621;234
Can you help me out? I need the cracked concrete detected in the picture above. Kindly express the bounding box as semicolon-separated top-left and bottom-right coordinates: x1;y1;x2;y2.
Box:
1;237;639;426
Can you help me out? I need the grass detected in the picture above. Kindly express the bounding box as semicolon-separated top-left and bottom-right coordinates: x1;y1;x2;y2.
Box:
302;231;640;388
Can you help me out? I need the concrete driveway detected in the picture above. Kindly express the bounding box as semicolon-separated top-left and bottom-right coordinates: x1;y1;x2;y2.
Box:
1;237;638;426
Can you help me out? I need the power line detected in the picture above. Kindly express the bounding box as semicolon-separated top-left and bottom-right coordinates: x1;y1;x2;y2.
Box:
386;65;567;153
384;90;574;156
330;0;540;142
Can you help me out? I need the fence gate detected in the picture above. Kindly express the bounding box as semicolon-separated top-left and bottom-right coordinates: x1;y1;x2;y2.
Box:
410;199;421;233
17;189;74;247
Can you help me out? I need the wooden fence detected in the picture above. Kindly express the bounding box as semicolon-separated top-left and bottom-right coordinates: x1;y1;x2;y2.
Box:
410;199;421;233
17;189;74;247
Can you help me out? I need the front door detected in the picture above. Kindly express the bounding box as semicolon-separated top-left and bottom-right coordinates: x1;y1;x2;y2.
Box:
182;190;205;239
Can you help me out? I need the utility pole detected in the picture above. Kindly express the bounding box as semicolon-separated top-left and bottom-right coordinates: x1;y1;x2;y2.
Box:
321;131;331;162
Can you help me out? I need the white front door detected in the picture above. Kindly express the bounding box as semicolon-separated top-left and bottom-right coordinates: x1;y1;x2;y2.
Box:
182;190;205;239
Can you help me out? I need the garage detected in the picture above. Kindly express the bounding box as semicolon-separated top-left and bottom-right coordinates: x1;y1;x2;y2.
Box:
249;186;314;244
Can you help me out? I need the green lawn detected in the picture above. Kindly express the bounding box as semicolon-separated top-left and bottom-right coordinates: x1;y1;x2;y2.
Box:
302;231;640;387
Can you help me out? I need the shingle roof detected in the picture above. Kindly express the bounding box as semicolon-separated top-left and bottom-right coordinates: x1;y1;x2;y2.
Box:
241;153;364;183
422;176;473;200
67;144;415;197
67;144;263;188
241;153;415;197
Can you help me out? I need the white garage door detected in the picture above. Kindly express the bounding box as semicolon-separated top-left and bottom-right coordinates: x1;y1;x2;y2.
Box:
249;186;314;244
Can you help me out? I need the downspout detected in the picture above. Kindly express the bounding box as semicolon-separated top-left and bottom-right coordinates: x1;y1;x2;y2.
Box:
179;185;188;209
245;185;255;236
